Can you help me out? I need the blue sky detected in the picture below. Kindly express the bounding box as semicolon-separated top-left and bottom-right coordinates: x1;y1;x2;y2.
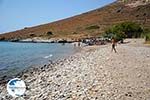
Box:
0;0;116;34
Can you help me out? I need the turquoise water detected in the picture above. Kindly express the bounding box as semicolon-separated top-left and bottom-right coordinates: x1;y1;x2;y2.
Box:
0;42;77;78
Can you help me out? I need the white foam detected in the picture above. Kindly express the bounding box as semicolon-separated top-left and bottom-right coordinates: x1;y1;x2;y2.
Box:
44;54;53;59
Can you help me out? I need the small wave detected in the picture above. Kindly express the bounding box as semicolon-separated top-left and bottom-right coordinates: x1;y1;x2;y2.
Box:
44;54;53;59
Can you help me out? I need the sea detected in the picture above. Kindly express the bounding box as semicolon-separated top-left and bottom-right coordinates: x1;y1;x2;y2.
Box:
0;42;78;79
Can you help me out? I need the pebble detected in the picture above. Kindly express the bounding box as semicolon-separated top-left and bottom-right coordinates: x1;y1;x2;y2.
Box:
0;40;150;100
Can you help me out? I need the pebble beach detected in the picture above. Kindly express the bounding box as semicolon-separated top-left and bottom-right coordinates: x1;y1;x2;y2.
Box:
0;39;150;100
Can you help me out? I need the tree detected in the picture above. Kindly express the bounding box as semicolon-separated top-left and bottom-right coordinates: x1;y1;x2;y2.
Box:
103;22;143;42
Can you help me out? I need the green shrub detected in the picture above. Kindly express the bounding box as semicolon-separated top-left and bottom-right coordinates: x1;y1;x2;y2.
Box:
72;32;78;34
47;31;53;35
145;33;150;41
103;22;143;41
30;33;35;37
141;28;150;41
86;25;100;30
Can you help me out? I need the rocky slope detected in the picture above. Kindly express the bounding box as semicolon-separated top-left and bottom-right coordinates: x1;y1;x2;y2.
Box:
0;0;150;40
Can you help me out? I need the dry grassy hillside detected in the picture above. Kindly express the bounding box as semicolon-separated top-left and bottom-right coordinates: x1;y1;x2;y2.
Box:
0;0;150;40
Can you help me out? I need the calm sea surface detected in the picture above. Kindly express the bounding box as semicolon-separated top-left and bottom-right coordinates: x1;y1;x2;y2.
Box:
0;42;78;78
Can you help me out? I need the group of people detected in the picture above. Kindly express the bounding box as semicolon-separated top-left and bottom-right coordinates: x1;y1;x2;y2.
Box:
73;37;118;53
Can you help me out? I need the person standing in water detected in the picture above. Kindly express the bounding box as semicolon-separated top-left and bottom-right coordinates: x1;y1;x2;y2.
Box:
111;38;117;53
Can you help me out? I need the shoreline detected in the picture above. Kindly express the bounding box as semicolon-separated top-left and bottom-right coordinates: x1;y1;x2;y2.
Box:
0;43;92;85
0;39;150;100
6;37;76;43
0;42;83;85
0;43;84;85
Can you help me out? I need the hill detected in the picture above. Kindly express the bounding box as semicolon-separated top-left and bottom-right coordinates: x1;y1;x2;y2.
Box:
0;0;150;40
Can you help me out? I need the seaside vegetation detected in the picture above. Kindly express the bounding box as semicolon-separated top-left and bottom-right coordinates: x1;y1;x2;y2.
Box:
102;22;144;42
144;33;150;44
72;32;78;34
47;31;53;35
142;28;150;42
30;33;36;37
85;25;100;30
